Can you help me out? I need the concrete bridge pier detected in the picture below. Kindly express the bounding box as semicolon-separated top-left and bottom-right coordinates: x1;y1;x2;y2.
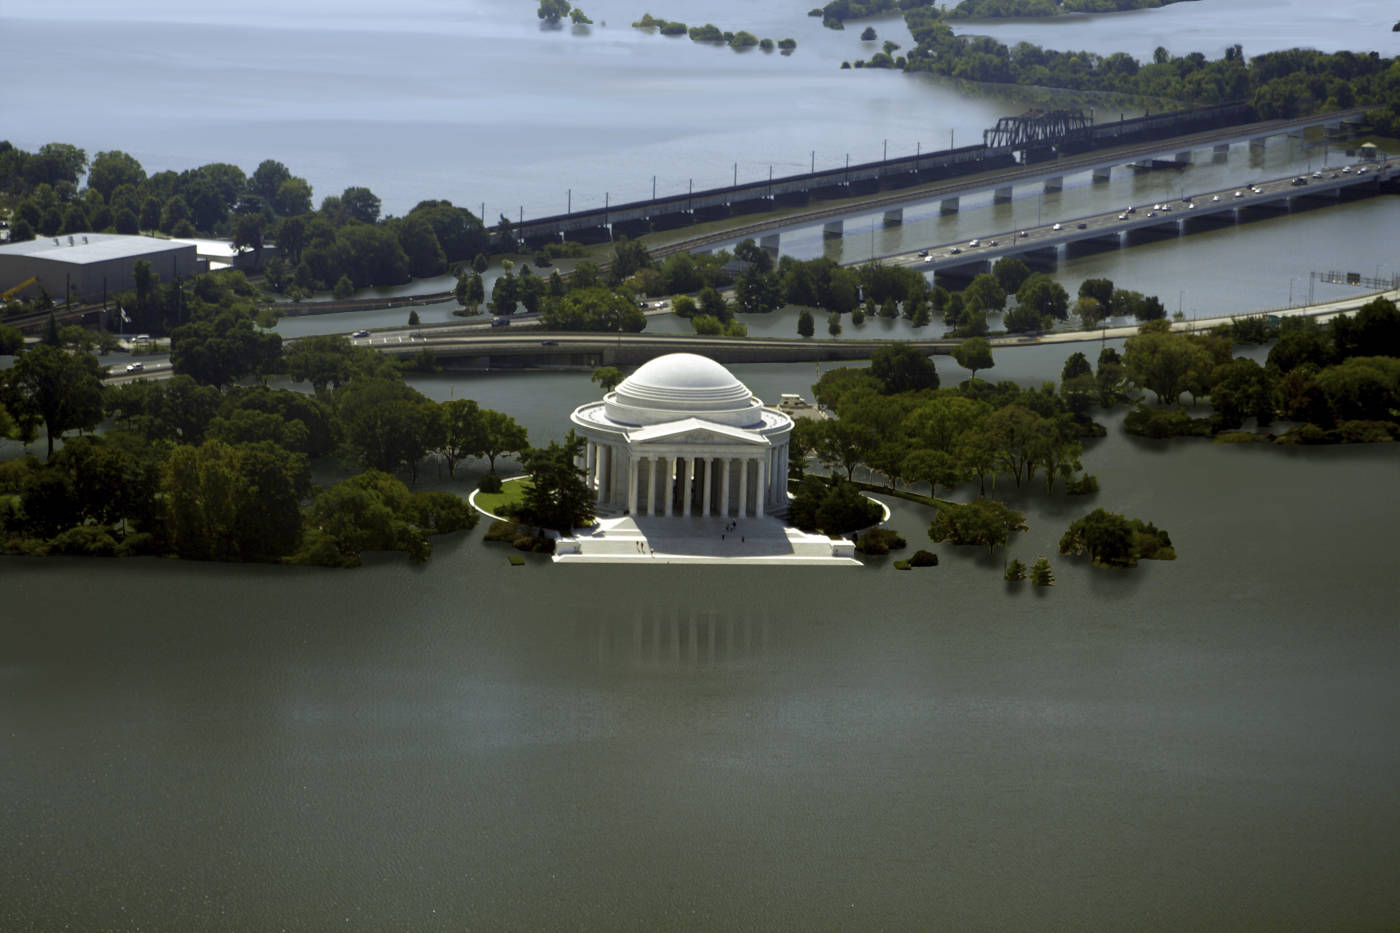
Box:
1043;176;1063;193
1092;166;1112;183
933;260;990;288
567;225;614;245
612;218;651;240
1213;143;1231;161
1124;220;1181;246
1250;135;1269;151
1064;233;1122;259
649;210;694;232
759;233;781;259
940;196;960;215
883;207;903;226
993;185;1014;204
1174;150;1193;165
1018;247;1059;273
823;219;844;239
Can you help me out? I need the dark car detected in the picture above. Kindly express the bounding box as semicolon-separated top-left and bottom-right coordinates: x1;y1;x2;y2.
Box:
540;339;559;346
491;316;511;327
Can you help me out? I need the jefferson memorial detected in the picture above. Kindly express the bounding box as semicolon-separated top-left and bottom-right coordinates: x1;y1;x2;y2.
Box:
570;353;793;520
557;353;858;564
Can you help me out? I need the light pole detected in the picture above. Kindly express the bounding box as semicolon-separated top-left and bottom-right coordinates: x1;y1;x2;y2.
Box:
1288;277;1295;307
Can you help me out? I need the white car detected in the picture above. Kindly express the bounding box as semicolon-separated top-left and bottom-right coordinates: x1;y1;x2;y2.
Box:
1234;190;1245;198
1211;195;1221;202
968;239;980;247
352;329;371;338
125;362;144;374
1051;223;1063;231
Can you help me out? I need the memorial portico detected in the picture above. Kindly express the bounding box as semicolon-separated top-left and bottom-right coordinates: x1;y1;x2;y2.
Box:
570;353;793;519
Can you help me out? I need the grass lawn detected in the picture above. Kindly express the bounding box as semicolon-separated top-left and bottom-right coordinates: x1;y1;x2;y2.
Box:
473;476;532;517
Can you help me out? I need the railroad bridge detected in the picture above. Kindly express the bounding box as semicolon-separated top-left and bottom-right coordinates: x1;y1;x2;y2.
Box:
512;103;1275;248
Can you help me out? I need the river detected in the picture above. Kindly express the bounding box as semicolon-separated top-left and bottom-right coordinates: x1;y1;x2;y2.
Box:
5;2;1400;928
5;350;1400;930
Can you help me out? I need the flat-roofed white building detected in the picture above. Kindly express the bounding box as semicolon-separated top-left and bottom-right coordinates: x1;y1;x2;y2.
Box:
0;233;199;302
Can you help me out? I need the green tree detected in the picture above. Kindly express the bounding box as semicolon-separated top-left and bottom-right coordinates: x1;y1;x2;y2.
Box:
538;0;572;24
797;308;815;338
86;150;146;200
963;273;1007;313
339;186;382;224
992;257;1032;294
869;344;939;394
1059;507;1173;567
479;408;529;474
952;337;994;380
1015;273;1069;324
456;271;485;313
591;366;624;392
171;305;282;388
928;497;1027;555
827;312;842;337
1123;326;1213;405
438;398;488;478
332;275;355;299
162;439;309;561
6;344;105;456
1078;277;1114;305
517;431;594;533
336;378;442;480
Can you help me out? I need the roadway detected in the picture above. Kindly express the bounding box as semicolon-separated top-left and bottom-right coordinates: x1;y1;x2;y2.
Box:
878;159;1395;275
637;110;1368;259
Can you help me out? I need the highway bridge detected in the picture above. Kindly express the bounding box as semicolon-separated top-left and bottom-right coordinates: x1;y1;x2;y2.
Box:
879;159;1397;284
514;106;1365;253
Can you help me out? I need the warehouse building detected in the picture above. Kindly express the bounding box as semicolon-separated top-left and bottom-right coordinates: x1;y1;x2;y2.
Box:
0;233;201;303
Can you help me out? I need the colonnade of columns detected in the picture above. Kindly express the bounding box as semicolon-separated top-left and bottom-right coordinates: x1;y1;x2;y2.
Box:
581;439;789;518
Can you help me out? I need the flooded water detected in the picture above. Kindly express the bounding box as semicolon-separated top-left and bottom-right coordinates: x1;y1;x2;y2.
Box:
6;2;1400;928
4;0;1389;217
5;349;1400;930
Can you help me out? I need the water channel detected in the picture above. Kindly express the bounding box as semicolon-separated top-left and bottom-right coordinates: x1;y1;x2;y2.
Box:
5;1;1400;928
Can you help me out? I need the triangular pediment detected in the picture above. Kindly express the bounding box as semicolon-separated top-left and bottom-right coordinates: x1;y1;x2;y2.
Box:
626;417;769;447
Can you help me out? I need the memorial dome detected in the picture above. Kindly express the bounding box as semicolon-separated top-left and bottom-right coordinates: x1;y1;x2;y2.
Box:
605;353;765;426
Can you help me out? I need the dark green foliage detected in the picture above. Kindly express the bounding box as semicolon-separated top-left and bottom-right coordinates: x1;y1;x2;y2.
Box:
1004;557;1026;581
1065;473;1099;495
1029;556;1055;586
797;308;815;338
855;527;907;555
928;497;1026;554
909;549;938;567
292;471;469;567
1122;404;1214;438
870;344;939;394
1059;507;1175;567
5;343;105;456
477;473;503;494
787;476;882;535
516;430;594;534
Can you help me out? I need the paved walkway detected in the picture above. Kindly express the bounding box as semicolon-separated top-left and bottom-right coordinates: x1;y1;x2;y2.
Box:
554;514;859;566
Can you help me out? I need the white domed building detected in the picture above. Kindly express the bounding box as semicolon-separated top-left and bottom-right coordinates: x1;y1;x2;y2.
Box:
570;353;793;519
555;353;858;564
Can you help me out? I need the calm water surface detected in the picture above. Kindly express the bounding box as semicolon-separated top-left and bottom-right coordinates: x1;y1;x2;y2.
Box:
6;3;1400;928
5;351;1400;930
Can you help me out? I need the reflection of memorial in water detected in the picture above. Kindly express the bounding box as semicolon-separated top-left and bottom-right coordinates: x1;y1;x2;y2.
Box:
582;608;774;669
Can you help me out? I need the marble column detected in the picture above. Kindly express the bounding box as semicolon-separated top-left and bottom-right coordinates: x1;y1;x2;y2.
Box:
679;456;691;517
662;457;673;517
586;442;597;491
755;456;766;518
627;456;639;515
737;458;749;520
702;457;713;516
720;458;731;517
